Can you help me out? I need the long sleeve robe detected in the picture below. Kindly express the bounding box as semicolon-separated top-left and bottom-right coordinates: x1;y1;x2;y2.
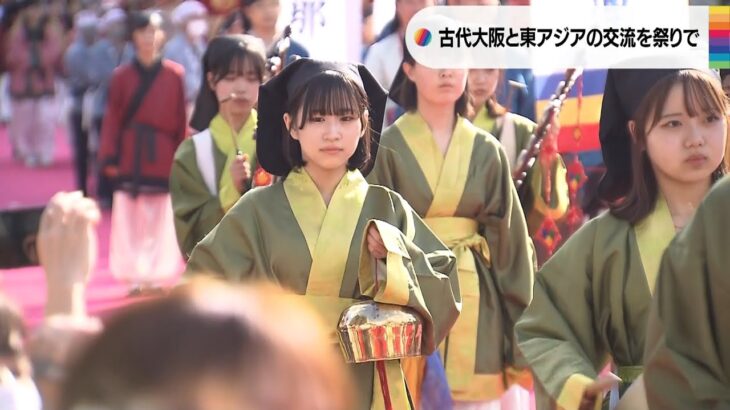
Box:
169;137;226;258
516;197;677;410
186;169;461;410
643;176;730;410
98;59;187;193
170;113;258;258
368;111;536;402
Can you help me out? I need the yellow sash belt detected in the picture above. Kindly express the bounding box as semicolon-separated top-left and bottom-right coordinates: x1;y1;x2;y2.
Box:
424;217;503;401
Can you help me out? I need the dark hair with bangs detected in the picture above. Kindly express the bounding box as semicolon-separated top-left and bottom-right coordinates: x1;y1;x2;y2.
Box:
126;10;162;42
189;34;267;131
611;69;729;224
282;70;373;172
397;40;469;116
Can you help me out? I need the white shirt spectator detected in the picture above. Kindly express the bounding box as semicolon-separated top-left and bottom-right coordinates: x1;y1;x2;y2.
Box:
364;32;402;90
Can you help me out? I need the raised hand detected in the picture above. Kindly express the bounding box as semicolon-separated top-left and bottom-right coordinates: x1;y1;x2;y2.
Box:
230;153;252;193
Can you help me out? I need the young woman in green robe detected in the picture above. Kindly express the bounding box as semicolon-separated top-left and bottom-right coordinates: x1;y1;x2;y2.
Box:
643;175;730;410
468;69;569;266
170;34;269;258
185;58;461;410
368;48;536;409
515;69;729;410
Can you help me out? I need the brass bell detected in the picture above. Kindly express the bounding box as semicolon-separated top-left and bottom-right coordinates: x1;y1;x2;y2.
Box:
337;300;423;364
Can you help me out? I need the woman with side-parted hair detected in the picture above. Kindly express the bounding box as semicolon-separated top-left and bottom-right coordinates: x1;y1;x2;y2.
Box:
170;34;269;259
185;58;461;409
516;68;729;410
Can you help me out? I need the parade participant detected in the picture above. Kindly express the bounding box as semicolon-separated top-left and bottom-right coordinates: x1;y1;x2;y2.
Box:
170;34;268;258
5;0;63;167
185;58;461;409
516;68;729;410
98;10;186;294
368;47;536;409
643;176;730;410
469;68;569;264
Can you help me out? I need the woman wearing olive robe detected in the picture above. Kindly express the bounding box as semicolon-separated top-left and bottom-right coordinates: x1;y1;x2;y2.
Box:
170;113;258;258
515;68;728;410
185;59;461;410
368;66;536;405
170;35;268;258
643;175;730;410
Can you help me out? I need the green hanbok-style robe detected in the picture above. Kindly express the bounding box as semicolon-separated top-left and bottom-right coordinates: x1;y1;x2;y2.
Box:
170;114;258;258
643;176;730;410
170;137;226;258
185;168;461;410
516;197;677;410
368;111;536;402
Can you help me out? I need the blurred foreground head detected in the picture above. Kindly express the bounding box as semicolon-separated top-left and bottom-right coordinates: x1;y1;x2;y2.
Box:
60;279;353;410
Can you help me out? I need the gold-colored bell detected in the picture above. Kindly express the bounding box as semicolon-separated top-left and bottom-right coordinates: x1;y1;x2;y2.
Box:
337;300;423;364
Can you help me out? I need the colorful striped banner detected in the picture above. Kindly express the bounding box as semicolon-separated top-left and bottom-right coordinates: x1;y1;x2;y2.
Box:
534;69;606;163
535;70;607;101
709;6;730;69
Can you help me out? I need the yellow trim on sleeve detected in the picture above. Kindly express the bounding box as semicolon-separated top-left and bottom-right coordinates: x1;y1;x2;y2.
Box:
557;373;600;410
359;220;412;306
